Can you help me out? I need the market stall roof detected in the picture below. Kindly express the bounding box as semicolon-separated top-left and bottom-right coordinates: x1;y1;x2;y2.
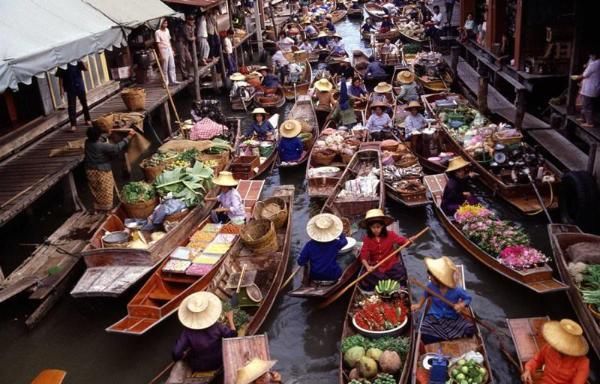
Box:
83;0;181;29
163;0;225;11
0;0;125;92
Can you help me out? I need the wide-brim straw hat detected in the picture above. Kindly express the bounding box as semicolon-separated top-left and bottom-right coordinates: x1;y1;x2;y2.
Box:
307;213;344;242
326;14;333;19
236;358;278;384
178;291;222;330
542;319;589;357
280;119;302;138
302;20;312;25
317;31;329;38
424;256;457;288
314;78;333;92
213;171;239;187
370;101;389;110
230;72;246;81
359;208;394;228
257;65;270;72
445;156;470;173
332;33;342;39
397;70;415;84
374;82;393;93
251;107;268;115
404;100;423;111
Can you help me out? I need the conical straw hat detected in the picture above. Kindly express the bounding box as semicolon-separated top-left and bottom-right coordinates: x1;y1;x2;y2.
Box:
213;171;239;187
542;319;589;356
359;208;394;228
280;120;302;138
306;213;344;242
374;82;393;93
178;292;222;330
445;156;470;173
314;78;333;92
397;70;415;84
236;358;278;384
251;107;268;115
424;256;457;288
230;72;246;81
404;100;423;111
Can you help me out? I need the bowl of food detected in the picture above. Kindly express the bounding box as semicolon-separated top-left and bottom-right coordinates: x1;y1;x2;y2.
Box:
339;237;357;254
352;297;409;338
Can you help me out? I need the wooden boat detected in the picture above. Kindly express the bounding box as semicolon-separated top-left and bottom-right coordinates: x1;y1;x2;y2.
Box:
281;21;306;41
417;70;453;93
364;3;387;20
331;9;348;24
411;265;493;384
422;93;559;214
361;25;402;42
346;2;363;18
305;135;346;199
31;369;66;384
279;95;319;168
230;87;255;112
153;185;294;383
283;60;312;101
223;335;274;384
71;129;240;298
424;173;568;294
548;223;600;357
352;49;370;78
339;264;414;383
230;114;280;180
254;86;286;109
398;28;427;45
105;181;264;335
506;316;549;382
400;3;424;23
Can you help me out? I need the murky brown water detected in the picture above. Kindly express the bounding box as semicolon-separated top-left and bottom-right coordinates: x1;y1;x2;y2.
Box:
0;17;597;384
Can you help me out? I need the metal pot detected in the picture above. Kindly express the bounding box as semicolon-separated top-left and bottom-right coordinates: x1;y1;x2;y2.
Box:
102;231;130;247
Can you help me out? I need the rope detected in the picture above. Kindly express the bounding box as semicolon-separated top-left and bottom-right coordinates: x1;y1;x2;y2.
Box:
524;180;554;216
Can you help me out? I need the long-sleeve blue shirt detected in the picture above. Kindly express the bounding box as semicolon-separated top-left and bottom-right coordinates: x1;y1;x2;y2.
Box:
297;235;348;281
424;282;472;320
278;136;304;162
244;120;274;139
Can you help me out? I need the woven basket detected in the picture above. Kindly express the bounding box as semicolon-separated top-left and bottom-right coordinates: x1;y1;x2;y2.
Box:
92;113;114;132
254;197;288;229
341;152;354;164
122;197;158;219
141;163;166;183
121;87;146;111
240;219;278;253
381;140;399;152
312;149;337;166
300;120;312;133
341;217;352;236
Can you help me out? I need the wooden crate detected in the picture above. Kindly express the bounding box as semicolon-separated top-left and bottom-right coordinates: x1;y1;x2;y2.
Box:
231;156;260;179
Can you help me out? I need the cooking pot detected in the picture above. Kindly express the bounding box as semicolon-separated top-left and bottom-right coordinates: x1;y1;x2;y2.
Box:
102;231;130;247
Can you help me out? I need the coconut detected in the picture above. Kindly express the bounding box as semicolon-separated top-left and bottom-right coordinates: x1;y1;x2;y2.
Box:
358;356;378;379
379;351;401;374
344;346;366;368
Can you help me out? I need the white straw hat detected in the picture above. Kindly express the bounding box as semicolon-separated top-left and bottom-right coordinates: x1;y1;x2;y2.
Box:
306;213;343;242
236;358;278;384
542;319;589;357
177;292;222;330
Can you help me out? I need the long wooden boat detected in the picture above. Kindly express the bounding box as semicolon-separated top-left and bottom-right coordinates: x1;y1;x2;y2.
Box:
255;87;286;109
352;49;370;78
398;28;427;45
104;181;264;335
331;9;348;23
417;70;453;93
305;136;346;199
506;316;549;383
346;2;363;18
400;3;424;23
361;25;402;42
424;173;568;294
548;223;600;358
231;114;280;180
339;263;414;383
411;265;493;384
283;60;313;101
223;335;274;384
153;185;294;384
71;127;240;298
364;3;386;20
279;95;319;169
422;92;559;214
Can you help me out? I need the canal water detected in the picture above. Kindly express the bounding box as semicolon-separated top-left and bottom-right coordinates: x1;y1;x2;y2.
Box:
1;16;598;384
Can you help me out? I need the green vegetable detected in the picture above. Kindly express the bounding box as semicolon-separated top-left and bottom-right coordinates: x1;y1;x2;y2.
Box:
375;279;400;296
373;373;395;384
177;148;200;163
221;301;250;329
580;265;600;310
121;181;156;204
344;346;366;368
154;162;214;207
342;334;369;353
456;373;465;380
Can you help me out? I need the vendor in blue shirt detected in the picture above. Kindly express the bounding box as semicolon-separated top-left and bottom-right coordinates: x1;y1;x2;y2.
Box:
361;18;376;33
325;14;336;32
411;256;475;344
278;119;304;163
298;213;348;282
258;66;280;88
244;108;274;140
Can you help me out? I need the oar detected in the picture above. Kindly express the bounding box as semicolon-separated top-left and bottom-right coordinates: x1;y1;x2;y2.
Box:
523;168;553;223
279;265;302;293
318;226;430;309
231;264;247;307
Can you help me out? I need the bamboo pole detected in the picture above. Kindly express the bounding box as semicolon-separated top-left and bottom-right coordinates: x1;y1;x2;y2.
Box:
152;49;181;124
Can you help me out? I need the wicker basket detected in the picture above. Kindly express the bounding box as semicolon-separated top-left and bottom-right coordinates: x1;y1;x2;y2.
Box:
493;131;523;146
197;151;229;173
312;149;337;166
381;140;399;152
92;113;114;132
300;120;312;133
254;197;288;229
122;197;158;219
141;163;166;183
121;87;146;111
341;151;354;164
240;219;278;253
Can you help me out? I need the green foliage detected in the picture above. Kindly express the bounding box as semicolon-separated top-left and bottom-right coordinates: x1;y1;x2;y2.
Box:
154;162;214;207
341;335;410;358
121;181;156;204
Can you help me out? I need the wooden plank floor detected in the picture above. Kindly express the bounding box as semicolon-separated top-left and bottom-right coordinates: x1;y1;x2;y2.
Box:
0;78;195;228
527;129;588;171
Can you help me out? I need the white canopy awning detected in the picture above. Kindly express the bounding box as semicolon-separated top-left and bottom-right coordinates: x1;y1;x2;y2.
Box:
0;0;179;93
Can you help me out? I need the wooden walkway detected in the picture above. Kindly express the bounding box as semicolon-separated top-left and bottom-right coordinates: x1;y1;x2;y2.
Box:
0;79;193;228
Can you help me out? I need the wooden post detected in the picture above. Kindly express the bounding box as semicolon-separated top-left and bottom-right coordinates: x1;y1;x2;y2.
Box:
513;0;524;69
255;0;264;56
566;0;583;115
477;72;489;114
162;102;172;136
219;48;231;90
450;46;461;76
587;143;598;174
191;36;201;101
515;89;526;130
66;172;85;211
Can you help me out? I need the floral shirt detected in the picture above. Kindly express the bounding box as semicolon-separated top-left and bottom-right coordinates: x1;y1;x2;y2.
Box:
524;344;589;384
360;231;407;272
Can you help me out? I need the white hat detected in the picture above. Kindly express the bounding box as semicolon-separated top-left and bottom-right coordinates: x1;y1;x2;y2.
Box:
306;213;343;242
177;292;222;330
236;358;278;384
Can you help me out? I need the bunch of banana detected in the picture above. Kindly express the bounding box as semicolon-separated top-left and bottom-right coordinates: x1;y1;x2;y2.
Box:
375;279;400;296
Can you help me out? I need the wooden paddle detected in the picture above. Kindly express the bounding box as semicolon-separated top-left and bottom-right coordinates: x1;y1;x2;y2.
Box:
230;264;247;307
318;226;430;309
279;265;302;294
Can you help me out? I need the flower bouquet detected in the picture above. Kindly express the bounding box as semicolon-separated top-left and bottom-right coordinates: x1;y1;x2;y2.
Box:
498;245;549;270
454;204;494;224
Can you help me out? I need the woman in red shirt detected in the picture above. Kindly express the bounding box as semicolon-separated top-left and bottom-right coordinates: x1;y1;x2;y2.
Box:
358;209;408;291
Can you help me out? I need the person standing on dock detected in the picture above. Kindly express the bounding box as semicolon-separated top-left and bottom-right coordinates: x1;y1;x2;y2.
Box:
444;0;456;26
410;256;475;344
56;60;92;132
207;10;220;61
223;29;236;76
196;13;210;65
84;125;135;212
521;319;590;384
155;19;179;86
574;51;599;128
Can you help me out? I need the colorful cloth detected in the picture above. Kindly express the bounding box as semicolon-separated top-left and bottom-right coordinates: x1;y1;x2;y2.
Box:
423;283;472;319
190;118;226;140
420;314;475;344
172;323;237;371
85;169;115;211
278;137;304;162
360;231;408;272
524;344;590;384
298;235;348;281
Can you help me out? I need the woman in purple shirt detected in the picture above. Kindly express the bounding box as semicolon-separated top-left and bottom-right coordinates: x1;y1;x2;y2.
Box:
172;292;237;373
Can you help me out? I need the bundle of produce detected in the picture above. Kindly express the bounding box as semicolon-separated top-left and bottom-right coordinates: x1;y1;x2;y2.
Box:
498;245;549;270
392;179;426;194
154;162;214;207
448;358;488;384
578;264;600;315
222;301;250;331
375;280;400;296
337;174;379;200
121;181;156;204
383;164;423;183
397;20;425;39
343;334;408;381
